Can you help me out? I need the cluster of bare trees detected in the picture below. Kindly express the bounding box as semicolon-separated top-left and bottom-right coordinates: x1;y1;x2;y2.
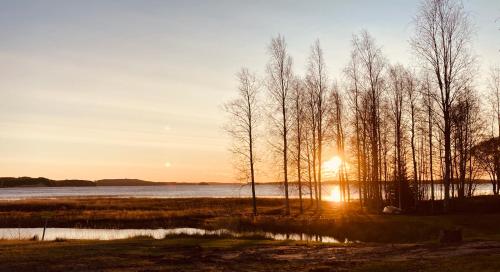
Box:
224;0;500;215
263;37;336;214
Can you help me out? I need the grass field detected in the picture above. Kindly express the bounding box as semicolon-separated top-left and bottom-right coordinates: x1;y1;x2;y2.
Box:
1;197;500;243
2;197;500;271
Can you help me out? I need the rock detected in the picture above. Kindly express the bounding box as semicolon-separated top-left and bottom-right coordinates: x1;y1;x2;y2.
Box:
439;229;462;244
383;206;402;214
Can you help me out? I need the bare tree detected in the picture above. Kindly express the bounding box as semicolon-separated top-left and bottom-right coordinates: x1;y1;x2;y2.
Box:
411;0;475;211
305;39;329;209
389;64;408;209
345;51;364;206
379;103;391;202
304;116;316;205
352;30;386;209
421;73;436;211
330;84;350;202
224;68;260;215
304;82;318;205
451;90;484;198
473;137;500;195
405;69;421;206
291;78;306;213
266;35;293;215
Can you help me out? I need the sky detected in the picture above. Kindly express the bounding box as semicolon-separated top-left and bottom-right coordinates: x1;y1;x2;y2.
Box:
0;0;499;182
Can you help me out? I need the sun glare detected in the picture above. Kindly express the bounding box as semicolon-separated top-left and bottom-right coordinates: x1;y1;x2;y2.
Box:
326;186;342;202
323;156;342;175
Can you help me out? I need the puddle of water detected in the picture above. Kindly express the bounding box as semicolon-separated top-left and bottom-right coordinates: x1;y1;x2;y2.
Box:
0;227;348;243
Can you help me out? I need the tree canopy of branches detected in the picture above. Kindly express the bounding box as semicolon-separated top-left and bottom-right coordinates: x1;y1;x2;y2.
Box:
411;0;475;211
351;30;386;209
305;40;330;209
266;35;294;215
223;0;497;215
473;137;500;195
224;68;260;215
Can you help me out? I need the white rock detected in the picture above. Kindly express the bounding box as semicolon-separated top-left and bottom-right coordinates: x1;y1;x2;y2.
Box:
383;205;402;214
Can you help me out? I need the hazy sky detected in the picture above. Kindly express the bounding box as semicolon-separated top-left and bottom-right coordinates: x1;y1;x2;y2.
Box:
0;0;498;182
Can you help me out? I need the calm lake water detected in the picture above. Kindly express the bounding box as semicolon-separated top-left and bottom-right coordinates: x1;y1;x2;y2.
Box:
0;183;493;200
0;227;345;243
0;184;302;200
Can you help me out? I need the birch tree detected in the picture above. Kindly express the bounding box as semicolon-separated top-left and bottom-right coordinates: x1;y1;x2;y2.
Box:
266;35;293;215
352;30;386;209
224;68;260;215
305;39;329;209
411;0;475;211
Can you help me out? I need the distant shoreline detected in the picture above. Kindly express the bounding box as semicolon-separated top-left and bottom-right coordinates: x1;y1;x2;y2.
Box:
0;177;244;188
0;176;493;188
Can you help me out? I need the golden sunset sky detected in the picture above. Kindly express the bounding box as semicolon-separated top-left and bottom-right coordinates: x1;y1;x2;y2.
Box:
0;0;498;182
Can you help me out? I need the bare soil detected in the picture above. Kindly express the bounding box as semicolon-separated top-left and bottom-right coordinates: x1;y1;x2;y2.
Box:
0;238;499;271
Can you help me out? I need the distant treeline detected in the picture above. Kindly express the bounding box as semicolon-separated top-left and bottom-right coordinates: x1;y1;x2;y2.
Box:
0;177;171;188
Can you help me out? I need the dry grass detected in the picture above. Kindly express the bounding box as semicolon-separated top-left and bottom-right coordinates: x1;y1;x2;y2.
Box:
1;197;500;243
0;197;348;228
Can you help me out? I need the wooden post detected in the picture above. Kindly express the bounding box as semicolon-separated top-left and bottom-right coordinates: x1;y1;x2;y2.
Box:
42;218;48;241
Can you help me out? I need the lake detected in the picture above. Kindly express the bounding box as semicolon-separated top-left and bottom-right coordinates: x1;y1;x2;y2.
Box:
0;183;493;200
0;227;345;243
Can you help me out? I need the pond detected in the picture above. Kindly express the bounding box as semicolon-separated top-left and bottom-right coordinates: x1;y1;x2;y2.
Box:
0;227;348;243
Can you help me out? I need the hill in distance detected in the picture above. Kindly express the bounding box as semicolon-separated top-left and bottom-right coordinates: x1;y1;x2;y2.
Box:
0;177;234;188
0;177;95;187
0;177;161;188
95;179;164;186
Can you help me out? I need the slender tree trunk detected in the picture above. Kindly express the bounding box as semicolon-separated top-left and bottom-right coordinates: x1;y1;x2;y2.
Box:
306;142;313;205
317;122;323;209
312;126;318;209
410;105;418;209
296;97;303;213
282;98;290;215
444;108;451;212
355;113;362;206
428;96;435;212
371;91;381;210
249;129;257;215
353;90;363;206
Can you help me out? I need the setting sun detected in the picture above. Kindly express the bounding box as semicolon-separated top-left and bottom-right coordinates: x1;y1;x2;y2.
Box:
323;156;342;176
326;186;342;202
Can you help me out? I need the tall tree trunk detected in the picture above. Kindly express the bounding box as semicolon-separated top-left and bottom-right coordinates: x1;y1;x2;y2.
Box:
312;127;318;209
428;95;435;212
306;141;313;205
249;124;257;216
371;99;380;209
296;97;303;213
444;109;451;212
354;96;363;206
282;98;290;215
317;121;323;209
410;105;418;208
